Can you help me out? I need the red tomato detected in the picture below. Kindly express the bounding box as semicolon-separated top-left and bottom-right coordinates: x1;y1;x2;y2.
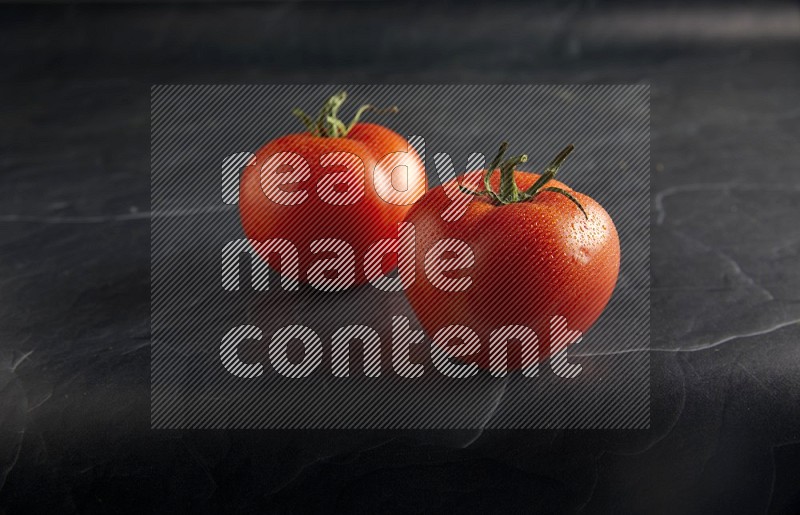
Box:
239;92;427;286
404;143;620;371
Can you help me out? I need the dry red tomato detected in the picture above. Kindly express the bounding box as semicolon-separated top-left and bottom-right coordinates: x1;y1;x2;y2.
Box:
403;142;620;371
239;92;427;287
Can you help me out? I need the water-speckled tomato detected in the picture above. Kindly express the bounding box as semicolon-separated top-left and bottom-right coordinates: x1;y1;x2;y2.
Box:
404;143;620;370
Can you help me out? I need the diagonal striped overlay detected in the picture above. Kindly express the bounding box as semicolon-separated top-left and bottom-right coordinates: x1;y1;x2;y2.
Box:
151;85;650;429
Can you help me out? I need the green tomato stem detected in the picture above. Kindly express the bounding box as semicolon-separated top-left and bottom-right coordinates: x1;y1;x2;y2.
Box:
472;142;587;218
292;91;398;138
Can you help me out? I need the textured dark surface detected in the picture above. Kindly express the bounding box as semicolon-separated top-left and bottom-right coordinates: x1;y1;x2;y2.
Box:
1;2;800;513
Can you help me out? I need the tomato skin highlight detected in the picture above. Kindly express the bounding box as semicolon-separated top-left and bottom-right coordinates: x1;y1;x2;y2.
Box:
404;170;620;371
239;122;426;286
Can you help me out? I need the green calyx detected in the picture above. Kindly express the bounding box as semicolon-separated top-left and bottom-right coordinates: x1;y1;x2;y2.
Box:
292;91;399;138
460;142;587;218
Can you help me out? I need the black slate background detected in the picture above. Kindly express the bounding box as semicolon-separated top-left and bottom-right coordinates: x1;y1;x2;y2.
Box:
1;1;800;514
